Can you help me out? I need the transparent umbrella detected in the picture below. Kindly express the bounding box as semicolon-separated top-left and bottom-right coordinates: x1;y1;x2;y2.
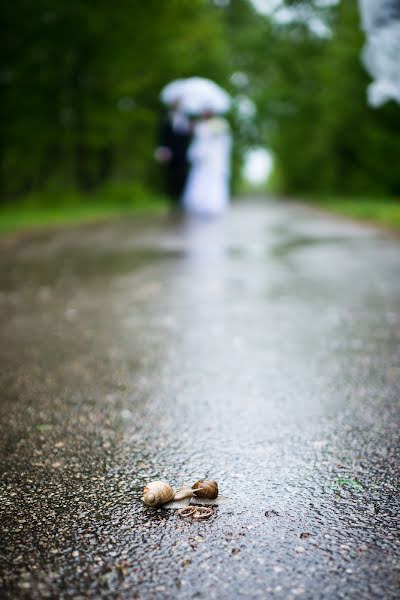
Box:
179;77;231;114
160;79;187;105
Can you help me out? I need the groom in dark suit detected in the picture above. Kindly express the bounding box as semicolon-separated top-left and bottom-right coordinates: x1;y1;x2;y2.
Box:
155;102;191;210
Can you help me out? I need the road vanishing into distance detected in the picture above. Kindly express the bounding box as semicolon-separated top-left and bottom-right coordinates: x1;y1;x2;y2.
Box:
0;200;399;599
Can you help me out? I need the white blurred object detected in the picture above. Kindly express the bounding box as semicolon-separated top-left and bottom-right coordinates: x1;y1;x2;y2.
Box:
160;79;187;105
250;0;335;37
183;117;232;216
179;77;231;115
235;95;257;120
359;0;400;106
243;148;273;185
251;0;282;13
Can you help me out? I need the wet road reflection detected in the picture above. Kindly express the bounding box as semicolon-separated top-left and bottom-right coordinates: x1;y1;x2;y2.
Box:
0;201;399;599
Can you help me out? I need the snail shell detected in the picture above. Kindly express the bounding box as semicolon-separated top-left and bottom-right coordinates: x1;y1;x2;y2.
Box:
192;479;218;499
142;481;174;507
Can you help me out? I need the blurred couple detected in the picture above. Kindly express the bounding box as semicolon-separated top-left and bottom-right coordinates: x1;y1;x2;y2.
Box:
155;100;231;217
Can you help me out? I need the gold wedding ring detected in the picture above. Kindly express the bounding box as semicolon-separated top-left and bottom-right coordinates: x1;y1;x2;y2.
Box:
178;506;213;520
178;507;197;518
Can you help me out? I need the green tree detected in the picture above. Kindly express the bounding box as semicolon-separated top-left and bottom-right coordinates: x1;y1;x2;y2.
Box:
1;0;399;199
1;0;230;197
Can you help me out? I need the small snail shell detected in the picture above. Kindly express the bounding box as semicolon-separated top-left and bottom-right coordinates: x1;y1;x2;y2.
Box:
142;481;174;507
174;486;195;501
192;479;218;499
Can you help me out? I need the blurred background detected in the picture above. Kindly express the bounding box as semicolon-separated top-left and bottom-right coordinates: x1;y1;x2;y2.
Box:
1;0;400;233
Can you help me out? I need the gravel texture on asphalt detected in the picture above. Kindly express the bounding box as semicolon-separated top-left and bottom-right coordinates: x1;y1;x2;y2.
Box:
0;201;399;599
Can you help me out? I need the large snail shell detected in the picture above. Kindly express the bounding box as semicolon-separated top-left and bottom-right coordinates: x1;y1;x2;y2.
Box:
142;481;174;507
192;479;218;499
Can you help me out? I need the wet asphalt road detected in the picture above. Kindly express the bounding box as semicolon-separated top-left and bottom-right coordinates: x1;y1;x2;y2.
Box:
0;200;399;600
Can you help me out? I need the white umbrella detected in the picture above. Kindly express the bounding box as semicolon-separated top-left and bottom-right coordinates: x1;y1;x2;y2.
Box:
180;77;231;114
160;79;187;105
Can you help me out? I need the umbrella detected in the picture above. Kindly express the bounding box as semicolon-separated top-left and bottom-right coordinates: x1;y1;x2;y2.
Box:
160;79;187;105
179;77;231;114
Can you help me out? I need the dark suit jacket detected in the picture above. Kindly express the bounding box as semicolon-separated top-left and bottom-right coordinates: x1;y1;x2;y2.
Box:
158;115;191;200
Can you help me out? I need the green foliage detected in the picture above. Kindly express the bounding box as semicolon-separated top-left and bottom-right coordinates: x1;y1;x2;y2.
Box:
234;0;400;195
1;0;399;202
305;195;400;230
333;477;364;491
0;183;167;234
1;1;229;196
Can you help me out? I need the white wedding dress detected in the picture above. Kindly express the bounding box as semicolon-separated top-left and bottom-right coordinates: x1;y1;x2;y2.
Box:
183;117;231;216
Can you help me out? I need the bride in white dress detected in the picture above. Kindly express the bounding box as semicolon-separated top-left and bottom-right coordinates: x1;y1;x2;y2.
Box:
182;113;231;217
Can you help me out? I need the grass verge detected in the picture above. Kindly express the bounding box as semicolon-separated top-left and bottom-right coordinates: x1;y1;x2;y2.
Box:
0;183;168;236
304;196;400;231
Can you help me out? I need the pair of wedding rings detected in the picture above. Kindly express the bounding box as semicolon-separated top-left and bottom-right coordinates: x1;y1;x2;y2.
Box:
178;506;213;520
